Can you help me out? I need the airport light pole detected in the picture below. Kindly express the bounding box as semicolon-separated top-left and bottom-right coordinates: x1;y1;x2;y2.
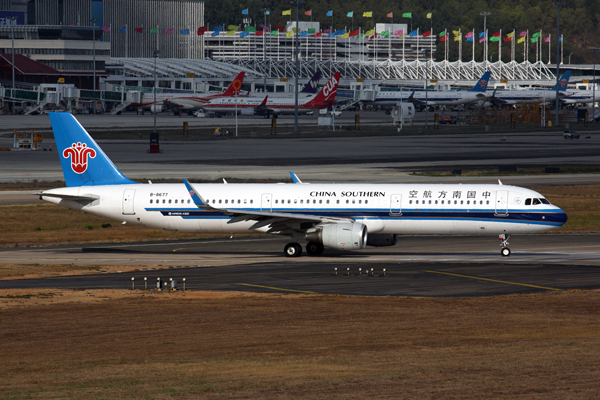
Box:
424;49;430;129
291;0;304;134
480;12;490;62
592;47;600;123
553;1;565;126
90;18;99;91
261;8;270;93
9;16;17;113
153;49;159;134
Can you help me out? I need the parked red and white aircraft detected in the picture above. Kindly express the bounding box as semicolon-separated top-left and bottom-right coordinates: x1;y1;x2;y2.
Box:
201;72;341;118
132;71;246;114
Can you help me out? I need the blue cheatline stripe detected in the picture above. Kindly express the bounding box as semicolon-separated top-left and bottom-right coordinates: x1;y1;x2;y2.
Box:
144;207;565;227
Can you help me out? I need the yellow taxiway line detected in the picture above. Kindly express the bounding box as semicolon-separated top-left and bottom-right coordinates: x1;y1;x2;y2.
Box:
236;283;318;294
426;270;561;291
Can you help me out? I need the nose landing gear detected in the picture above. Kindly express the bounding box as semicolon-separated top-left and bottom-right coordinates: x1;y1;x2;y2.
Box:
499;234;511;256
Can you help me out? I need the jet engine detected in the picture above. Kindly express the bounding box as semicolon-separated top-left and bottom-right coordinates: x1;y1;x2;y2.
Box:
149;104;164;114
305;223;367;251
366;234;398;247
240;108;256;116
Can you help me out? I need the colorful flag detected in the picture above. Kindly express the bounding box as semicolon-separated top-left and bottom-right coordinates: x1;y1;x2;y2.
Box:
422;30;431;37
101;26;111;32
520;31;527;37
323;29;330;33
490;36;500;42
306;28;314;34
275;25;285;32
503;37;511;42
506;31;514;38
240;31;249;38
265;10;270;15
492;31;500;37
479;37;485;43
545;36;550;42
165;28;174;34
228;25;238;31
301;31;308;37
242;8;248;15
347;11;353;17
409;29;418;36
226;30;235;36
466;37;473;42
531;36;538;43
196;26;208;35
387;12;393;18
349;29;360;37
440;34;448;42
439;30;446;37
335;29;345;35
326;10;332;17
271;30;278;35
363;12;372;17
246;26;256;32
532;31;541;38
286;31;293;38
340;32;349;38
454;35;461;41
150;28;157;34
402;12;412;18
395;30;403;36
452;30;459;36
559;36;563;42
517;37;525;43
479;32;486;38
305;10;312;16
314;32;322;37
381;30;389;38
365;29;375;36
426;13;432;19
256;30;264;36
465;31;473;38
181;28;190;35
119;26;127;32
282;9;291;16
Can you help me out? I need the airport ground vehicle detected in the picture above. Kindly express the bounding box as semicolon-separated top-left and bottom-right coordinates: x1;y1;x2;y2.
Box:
563;130;580;139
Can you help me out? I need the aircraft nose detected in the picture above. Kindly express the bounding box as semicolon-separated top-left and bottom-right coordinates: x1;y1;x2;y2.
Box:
555;207;568;226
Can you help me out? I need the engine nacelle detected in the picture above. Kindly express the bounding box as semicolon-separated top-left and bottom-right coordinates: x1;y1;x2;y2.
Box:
305;223;367;251
366;234;398;247
240;108;256;116
149;104;163;114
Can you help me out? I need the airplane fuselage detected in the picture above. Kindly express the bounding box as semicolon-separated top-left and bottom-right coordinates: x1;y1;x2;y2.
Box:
41;183;566;236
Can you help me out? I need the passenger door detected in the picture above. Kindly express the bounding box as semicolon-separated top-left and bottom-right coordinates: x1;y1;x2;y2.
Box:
122;189;136;215
389;194;402;215
495;190;509;216
261;193;272;212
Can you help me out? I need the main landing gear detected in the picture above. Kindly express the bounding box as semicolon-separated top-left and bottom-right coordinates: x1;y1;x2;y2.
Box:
283;242;325;257
499;234;511;257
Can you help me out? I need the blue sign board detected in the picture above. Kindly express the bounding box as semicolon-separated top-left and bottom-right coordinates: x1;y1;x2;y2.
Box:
0;11;25;25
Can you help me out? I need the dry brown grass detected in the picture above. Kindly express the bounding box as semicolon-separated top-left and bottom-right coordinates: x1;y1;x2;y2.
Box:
532;185;600;232
1;289;599;399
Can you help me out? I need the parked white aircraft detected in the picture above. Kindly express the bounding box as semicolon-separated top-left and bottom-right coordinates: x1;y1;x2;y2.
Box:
201;73;341;118
131;71;246;114
41;112;567;257
372;72;492;108
486;71;572;107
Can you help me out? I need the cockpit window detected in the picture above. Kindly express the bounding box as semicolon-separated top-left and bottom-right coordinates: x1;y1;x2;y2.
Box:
540;198;550;205
525;198;531;205
532;198;541;205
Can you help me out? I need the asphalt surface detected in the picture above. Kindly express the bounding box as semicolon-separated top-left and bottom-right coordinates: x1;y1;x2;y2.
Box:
1;234;599;297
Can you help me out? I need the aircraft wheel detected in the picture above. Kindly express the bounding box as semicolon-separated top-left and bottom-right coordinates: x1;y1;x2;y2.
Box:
501;247;511;257
284;243;302;257
306;242;324;256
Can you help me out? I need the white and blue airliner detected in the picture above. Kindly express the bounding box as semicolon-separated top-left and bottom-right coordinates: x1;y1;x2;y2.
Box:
41;113;567;257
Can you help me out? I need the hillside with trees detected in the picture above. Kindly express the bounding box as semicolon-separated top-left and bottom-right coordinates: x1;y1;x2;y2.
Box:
202;0;600;64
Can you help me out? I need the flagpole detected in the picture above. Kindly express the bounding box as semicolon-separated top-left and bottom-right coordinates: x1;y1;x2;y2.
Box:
499;29;501;63
560;35;563;65
472;29;475;62
109;24;112;58
548;34;551;64
188;25;190;59
526;30;528;62
156;24;159;54
459;29;462;62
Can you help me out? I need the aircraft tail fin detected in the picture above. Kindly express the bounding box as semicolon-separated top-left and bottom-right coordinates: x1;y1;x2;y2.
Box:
221;71;245;96
306;72;341;107
300;70;322;94
469;71;492;92
49;112;137;187
551;70;571;91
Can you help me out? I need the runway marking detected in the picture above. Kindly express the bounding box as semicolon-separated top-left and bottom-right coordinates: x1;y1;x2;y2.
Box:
425;270;562;291
236;283;318;294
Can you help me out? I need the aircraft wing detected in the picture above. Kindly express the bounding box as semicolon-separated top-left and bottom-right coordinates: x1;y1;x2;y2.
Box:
183;180;353;234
